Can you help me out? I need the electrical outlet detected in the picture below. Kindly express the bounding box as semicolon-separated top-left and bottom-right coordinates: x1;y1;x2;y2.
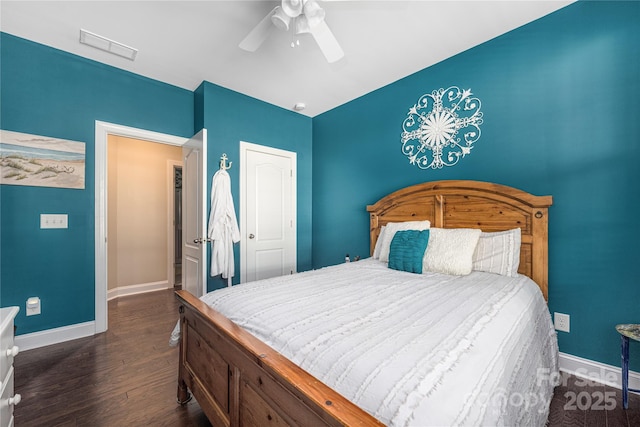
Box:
554;312;570;333
26;297;41;316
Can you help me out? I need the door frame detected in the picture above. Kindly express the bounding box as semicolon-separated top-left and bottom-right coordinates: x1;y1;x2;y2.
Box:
239;141;297;283
95;121;188;333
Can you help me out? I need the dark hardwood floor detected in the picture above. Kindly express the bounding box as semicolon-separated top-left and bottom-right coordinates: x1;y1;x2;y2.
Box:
13;289;640;426
547;371;640;427
14;289;211;426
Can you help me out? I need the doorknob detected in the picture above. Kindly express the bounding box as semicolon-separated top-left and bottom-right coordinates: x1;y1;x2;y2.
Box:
248;234;255;239
193;237;212;244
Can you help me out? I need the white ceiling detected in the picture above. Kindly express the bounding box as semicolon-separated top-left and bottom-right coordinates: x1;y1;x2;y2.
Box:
1;1;574;117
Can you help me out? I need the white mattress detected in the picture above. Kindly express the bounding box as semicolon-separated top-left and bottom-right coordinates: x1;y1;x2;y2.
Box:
188;259;559;426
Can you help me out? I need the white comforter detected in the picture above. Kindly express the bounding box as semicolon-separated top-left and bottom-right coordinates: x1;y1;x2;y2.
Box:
181;259;559;427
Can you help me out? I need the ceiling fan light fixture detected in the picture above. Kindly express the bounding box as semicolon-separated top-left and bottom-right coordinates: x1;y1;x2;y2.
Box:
282;0;304;18
303;1;325;27
295;15;311;35
240;1;343;63
271;6;291;31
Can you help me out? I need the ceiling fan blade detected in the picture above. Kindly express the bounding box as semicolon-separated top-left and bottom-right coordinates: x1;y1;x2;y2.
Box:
239;7;277;52
309;20;344;63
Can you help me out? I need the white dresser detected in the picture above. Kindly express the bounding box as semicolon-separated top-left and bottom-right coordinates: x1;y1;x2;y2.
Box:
0;307;20;427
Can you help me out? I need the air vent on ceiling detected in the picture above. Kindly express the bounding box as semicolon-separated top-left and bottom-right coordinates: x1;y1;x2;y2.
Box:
79;29;138;61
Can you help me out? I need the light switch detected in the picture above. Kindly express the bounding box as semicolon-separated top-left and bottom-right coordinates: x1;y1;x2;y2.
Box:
40;214;68;229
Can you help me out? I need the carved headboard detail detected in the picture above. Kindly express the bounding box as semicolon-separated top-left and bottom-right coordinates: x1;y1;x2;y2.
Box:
366;180;553;300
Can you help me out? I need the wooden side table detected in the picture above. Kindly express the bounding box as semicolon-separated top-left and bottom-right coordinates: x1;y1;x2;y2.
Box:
616;324;640;409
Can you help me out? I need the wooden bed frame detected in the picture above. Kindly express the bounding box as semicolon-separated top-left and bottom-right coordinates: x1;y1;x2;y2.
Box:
175;180;552;427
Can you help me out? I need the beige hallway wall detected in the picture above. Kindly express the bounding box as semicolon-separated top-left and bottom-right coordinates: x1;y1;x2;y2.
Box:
107;135;182;291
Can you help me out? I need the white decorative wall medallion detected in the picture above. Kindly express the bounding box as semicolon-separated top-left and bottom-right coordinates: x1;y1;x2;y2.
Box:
401;86;483;169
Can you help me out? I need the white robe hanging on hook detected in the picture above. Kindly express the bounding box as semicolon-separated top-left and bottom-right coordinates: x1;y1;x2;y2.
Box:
208;154;240;286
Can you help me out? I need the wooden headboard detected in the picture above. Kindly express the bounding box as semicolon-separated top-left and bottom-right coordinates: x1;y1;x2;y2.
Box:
366;180;553;300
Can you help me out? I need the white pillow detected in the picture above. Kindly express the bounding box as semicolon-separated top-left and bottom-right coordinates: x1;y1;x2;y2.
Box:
422;228;481;275
372;225;387;259
472;228;521;277
378;221;431;263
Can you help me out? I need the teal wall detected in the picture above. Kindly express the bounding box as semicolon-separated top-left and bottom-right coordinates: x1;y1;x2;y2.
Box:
312;0;640;370
195;82;313;291
0;33;194;334
0;34;312;335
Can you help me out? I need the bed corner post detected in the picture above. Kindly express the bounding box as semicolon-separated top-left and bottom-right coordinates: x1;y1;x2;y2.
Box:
370;213;379;256
531;207;550;302
176;305;192;405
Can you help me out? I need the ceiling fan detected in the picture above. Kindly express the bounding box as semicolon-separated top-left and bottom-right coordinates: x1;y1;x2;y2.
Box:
239;0;344;63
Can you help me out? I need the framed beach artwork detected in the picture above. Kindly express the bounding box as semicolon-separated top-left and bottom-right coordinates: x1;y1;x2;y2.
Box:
0;130;85;189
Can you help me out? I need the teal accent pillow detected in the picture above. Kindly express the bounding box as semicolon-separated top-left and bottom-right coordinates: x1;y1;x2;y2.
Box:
388;230;430;274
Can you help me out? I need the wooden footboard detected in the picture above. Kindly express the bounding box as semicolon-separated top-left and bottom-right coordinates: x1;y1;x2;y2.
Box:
175;290;384;427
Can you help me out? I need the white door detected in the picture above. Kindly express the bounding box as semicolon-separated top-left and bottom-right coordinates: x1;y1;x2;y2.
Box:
240;142;296;282
182;129;207;297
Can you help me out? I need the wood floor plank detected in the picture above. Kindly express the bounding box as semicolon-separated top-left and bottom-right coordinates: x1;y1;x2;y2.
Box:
626;390;640;426
583;385;605;426
12;289;632;426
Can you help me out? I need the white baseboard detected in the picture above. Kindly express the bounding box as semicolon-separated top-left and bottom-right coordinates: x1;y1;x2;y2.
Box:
107;280;171;301
15;321;95;352
559;351;640;390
